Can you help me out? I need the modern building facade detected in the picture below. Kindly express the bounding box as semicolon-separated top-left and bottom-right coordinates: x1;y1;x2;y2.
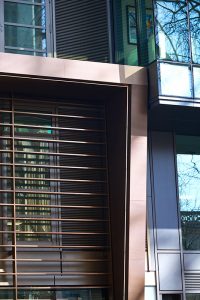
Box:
0;1;199;300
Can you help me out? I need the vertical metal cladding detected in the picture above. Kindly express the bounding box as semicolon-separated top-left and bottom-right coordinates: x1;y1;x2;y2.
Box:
55;0;110;62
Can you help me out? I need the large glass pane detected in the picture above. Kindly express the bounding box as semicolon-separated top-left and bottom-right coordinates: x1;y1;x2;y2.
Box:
5;25;46;50
189;0;200;64
4;0;47;55
113;0;138;65
159;63;192;97
5;2;46;27
155;0;190;62
176;135;200;250
135;0;156;65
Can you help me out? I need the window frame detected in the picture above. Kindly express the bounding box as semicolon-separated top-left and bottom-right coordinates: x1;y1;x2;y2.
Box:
0;0;53;56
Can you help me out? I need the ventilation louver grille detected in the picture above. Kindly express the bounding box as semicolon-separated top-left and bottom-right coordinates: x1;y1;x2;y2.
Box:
185;271;200;291
55;0;110;62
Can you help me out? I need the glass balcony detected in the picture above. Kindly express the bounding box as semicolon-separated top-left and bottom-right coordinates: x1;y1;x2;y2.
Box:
148;0;200;105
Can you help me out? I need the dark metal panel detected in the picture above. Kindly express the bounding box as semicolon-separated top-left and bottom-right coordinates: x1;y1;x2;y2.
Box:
151;131;180;250
55;0;110;62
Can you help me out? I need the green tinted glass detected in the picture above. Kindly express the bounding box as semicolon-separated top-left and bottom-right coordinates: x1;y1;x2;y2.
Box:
113;0;138;65
5;2;45;26
5;25;46;50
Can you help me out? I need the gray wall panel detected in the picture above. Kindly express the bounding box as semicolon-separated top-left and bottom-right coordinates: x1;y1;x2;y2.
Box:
151;132;180;250
158;253;182;291
184;253;200;270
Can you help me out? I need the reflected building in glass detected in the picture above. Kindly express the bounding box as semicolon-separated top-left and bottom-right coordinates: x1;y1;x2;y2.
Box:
0;0;200;300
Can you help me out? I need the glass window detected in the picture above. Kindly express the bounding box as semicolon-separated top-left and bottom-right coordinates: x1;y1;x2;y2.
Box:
176;135;200;250
145;0;156;64
5;25;46;50
4;0;47;56
113;0;138;65
189;0;200;64
159;63;192;98
137;0;156;65
155;1;190;62
5;2;45;26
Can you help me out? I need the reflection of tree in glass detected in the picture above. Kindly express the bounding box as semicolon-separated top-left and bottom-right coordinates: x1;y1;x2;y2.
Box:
177;154;200;250
155;1;200;63
189;0;200;63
